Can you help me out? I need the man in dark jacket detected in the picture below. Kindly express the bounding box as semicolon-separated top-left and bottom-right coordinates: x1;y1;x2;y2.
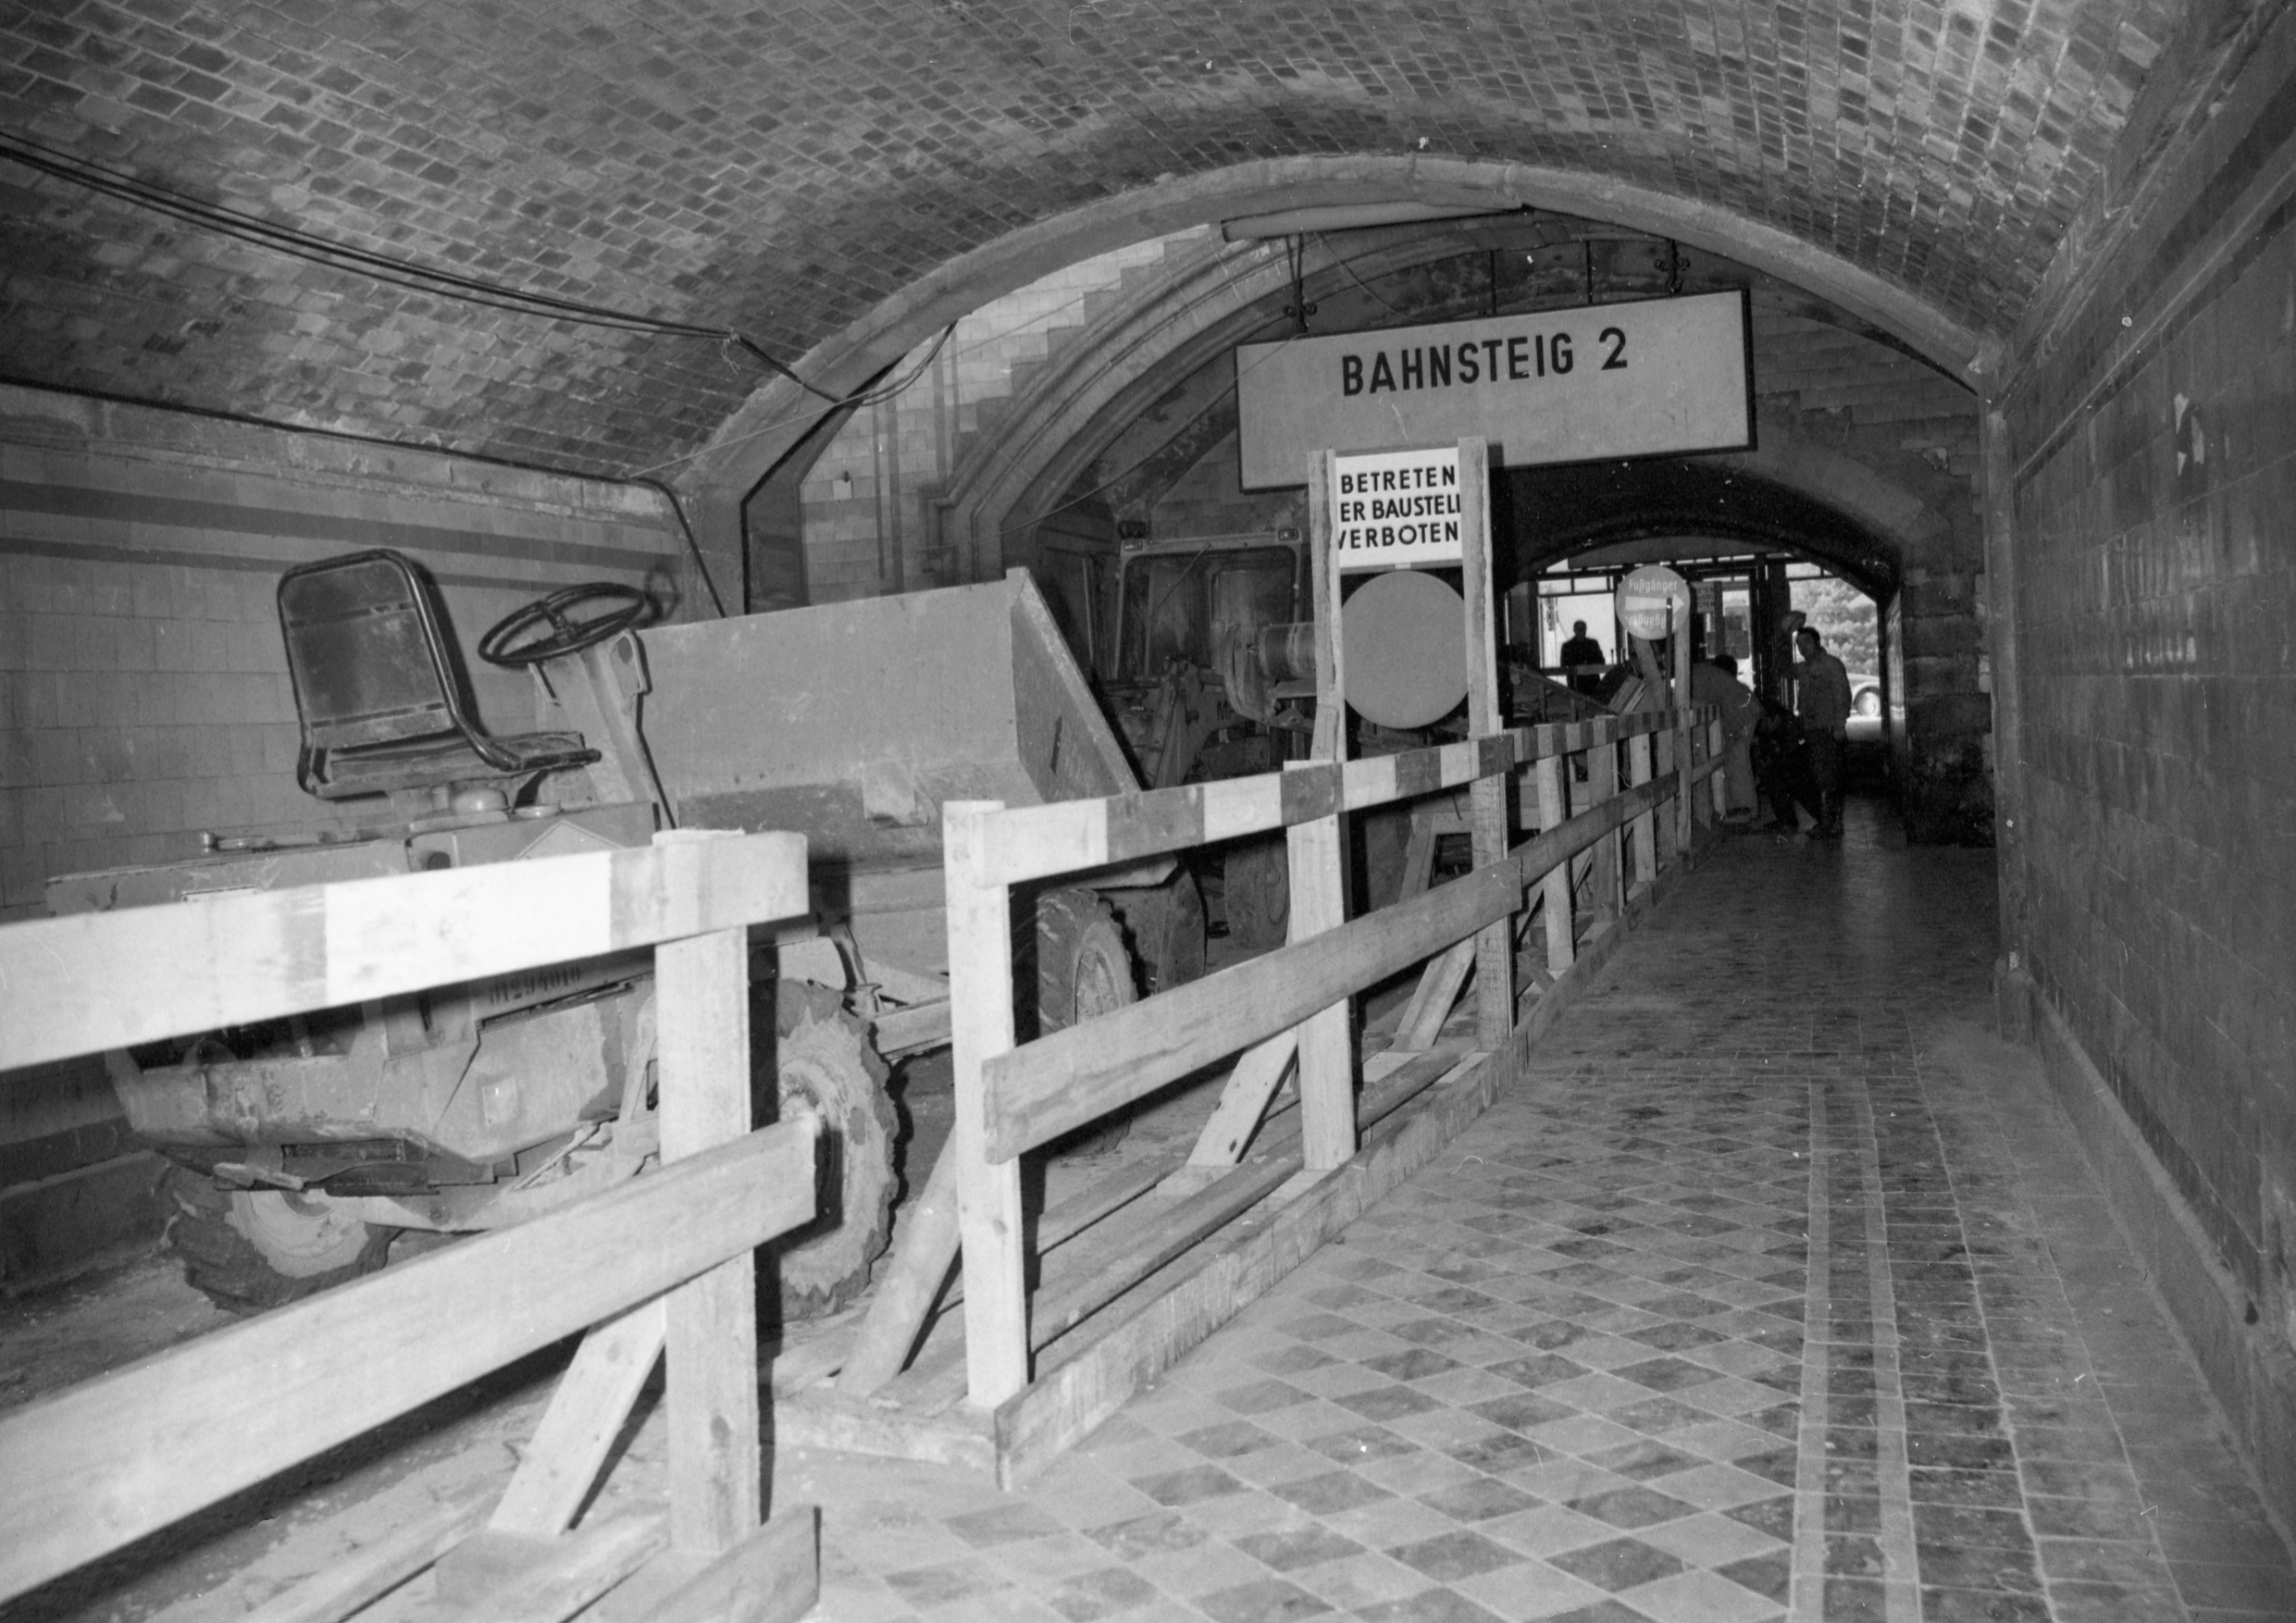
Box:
1793;626;1854;836
1560;621;1605;695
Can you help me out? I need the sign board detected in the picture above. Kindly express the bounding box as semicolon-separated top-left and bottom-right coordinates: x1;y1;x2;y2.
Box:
1237;289;1753;489
1330;446;1460;575
1615;564;1691;641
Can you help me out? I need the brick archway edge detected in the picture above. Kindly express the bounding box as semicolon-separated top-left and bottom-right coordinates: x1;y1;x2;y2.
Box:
675;155;1995;506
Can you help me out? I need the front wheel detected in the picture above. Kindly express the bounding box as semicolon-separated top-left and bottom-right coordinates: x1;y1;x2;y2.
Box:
765;982;897;1322
163;1166;393;1313
1222;837;1290;949
1031;889;1140;1157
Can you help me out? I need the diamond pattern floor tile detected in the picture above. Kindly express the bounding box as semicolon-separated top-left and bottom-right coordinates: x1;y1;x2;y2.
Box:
781;807;2291;1623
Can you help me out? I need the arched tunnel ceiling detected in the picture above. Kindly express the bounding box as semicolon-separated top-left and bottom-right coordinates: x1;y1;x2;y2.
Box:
1496;460;1902;598
0;0;2176;479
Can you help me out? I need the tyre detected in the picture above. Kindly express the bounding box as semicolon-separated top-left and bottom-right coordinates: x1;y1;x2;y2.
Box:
1222;836;1290;949
163;1164;393;1313
765;981;898;1321
1855;688;1882;718
1035;888;1138;1033
1032;889;1140;1157
1103;874;1207;996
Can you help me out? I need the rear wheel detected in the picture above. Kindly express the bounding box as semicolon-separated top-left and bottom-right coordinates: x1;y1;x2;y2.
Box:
766;982;897;1321
163;1165;393;1313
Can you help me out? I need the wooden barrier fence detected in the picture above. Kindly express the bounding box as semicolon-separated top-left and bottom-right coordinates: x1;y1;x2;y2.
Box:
0;829;824;1623
804;702;1723;1482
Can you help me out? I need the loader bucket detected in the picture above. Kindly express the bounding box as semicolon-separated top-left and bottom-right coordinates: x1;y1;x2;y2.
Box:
635;570;1141;872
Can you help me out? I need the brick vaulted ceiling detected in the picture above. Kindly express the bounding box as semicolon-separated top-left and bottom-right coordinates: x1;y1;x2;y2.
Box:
1;0;2178;482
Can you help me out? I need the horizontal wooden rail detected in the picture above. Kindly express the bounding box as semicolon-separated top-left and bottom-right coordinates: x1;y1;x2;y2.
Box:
984;772;1671;1159
971;709;1686;887
0;832;808;1073
0;1116;820;1604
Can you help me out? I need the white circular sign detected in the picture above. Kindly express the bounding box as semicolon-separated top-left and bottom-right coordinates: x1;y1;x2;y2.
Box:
1615;564;1691;641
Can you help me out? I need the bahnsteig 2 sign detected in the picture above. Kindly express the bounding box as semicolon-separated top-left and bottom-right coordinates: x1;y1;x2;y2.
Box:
1235;288;1753;489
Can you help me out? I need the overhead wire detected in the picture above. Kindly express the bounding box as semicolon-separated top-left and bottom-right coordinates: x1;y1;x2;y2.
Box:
0;130;846;402
3;133;1433;549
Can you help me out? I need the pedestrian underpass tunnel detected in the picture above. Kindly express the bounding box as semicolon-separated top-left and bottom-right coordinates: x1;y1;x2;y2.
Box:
2;0;2294;1608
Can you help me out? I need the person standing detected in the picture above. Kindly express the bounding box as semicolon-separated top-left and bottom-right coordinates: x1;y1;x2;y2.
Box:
1560;620;1605;695
1690;653;1760;821
1793;626;1853;836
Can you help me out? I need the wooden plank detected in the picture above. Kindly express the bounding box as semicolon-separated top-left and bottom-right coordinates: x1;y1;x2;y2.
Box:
1395;939;1475;1053
1587;733;1622;923
772;1385;999;1472
656;902;762;1555
1627;729;1657;886
840;1140;1178;1397
945;801;1031;1408
1671;627;1694;856
1285;789;1354;1172
990;859;1509;1159
994;1045;1506;1487
986;776;1663;1159
434;1510;665;1623
1532;754;1575;978
1454;436;1513;1054
490;1298;668;1537
0;830;808;1073
0;1116;819;1605
837;1136;959;1396
1030;1157;1302;1349
1185;1033;1298;1167
599;1506;819;1623
238;1490;493;1623
1308;449;1342;741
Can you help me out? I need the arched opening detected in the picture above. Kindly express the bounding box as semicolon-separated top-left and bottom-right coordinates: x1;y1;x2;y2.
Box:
718;164;1984;844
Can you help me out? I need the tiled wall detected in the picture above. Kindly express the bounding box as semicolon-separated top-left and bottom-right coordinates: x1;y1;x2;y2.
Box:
0;383;696;1196
798;234;1179;601
2003;10;2296;1323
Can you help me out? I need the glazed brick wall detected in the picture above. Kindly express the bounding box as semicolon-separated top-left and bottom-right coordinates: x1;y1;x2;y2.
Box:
2002;9;2296;1303
0;382;693;926
0;0;2172;476
798;235;1174;603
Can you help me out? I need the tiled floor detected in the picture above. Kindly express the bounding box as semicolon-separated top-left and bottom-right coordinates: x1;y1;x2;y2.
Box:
787;802;2296;1623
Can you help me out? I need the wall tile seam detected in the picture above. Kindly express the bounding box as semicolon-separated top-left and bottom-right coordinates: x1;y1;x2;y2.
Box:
0;393;676;515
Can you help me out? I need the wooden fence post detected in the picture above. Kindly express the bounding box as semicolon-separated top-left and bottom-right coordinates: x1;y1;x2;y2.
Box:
1589;734;1622;923
1532;750;1575;976
1456;437;1513;1052
652;829;762;1555
1671;621;1694;857
944;801;1030;1407
1627;729;1657;886
1285;766;1356;1171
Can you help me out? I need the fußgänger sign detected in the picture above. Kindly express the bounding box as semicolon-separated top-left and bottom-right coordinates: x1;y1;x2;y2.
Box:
1237;288;1752;489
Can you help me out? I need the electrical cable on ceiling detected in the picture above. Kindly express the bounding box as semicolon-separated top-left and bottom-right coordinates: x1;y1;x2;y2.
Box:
1313;232;1403;316
0;130;847;403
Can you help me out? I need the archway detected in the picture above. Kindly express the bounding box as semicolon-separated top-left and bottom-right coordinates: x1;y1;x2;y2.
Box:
676;155;1991;517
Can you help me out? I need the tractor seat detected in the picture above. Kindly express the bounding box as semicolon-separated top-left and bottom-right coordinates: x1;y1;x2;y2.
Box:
279;550;598;801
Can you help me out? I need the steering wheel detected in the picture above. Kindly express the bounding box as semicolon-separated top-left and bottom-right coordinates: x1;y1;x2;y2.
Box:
478;582;654;667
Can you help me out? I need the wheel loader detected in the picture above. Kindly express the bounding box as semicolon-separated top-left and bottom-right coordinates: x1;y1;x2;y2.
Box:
47;551;1194;1315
